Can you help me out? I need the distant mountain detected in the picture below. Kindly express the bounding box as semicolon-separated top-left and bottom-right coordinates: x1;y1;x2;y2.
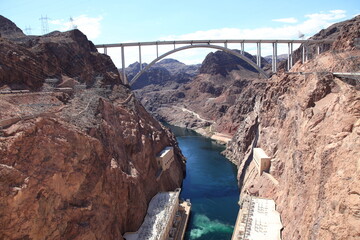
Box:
126;58;200;89
199;50;267;76
263;53;288;64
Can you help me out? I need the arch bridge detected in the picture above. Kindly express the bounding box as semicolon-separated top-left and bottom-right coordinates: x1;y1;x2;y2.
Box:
95;39;333;86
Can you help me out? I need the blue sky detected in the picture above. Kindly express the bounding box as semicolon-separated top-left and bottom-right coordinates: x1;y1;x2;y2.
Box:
1;0;359;66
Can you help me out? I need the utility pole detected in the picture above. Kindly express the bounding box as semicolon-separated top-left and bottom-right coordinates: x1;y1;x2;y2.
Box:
39;15;49;35
24;26;32;35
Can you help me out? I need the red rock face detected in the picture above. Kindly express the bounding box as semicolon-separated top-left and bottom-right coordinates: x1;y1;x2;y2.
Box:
225;17;360;240
0;87;185;240
0;16;185;240
0;27;121;90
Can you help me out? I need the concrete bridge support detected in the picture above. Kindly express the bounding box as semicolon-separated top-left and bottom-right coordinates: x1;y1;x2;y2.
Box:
121;46;128;85
139;45;142;70
272;42;277;73
287;42;293;71
256;42;261;67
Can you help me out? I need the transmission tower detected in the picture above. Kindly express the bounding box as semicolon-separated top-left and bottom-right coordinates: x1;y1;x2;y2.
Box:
298;31;305;40
39;15;49;34
69;17;78;30
24;26;32;35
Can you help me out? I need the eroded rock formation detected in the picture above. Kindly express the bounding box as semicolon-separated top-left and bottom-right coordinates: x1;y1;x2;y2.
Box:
0;15;121;90
0;16;185;240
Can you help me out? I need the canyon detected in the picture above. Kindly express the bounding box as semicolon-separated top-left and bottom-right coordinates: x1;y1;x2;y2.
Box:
132;15;360;239
132;51;268;137
0;12;359;240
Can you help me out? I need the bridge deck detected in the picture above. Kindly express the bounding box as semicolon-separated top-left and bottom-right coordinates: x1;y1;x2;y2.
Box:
95;39;334;48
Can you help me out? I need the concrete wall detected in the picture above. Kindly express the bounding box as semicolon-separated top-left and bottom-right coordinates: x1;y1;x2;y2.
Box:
156;146;174;171
253;148;271;175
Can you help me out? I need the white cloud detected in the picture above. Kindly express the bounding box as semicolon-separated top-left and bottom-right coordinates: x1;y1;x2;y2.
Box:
272;17;298;23
103;10;348;67
161;10;347;42
305;10;346;21
49;15;103;40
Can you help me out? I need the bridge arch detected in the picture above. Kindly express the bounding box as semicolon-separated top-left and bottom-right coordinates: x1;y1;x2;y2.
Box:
129;44;268;86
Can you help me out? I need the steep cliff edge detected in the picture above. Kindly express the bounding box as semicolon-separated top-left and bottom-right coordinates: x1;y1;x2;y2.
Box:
225;15;360;239
0;16;185;240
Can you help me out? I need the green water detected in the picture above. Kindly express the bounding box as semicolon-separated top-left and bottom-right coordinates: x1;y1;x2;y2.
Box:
169;125;239;240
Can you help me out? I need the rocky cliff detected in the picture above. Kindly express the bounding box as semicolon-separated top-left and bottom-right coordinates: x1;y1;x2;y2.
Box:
0;16;121;90
0;15;25;39
0;16;185;240
225;15;360;239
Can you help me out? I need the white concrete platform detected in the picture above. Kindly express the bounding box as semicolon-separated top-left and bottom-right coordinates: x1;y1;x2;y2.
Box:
124;189;180;240
232;195;283;240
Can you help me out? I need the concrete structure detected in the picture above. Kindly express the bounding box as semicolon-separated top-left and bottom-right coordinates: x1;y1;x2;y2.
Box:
156;146;174;171
253;148;271;175
95;39;334;85
169;199;191;240
232;195;283;240
123;189;191;240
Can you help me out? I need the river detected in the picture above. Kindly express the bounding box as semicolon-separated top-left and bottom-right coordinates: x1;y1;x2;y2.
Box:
168;125;239;240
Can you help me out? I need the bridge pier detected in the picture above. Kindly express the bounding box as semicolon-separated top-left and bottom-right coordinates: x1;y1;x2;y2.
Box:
256;42;261;67
240;42;244;55
287;42;293;71
272;42;277;73
139;45;143;70
302;44;306;63
121;46;128;85
156;43;159;58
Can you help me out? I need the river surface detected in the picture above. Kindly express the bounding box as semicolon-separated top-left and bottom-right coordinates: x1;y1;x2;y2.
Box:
168;125;239;240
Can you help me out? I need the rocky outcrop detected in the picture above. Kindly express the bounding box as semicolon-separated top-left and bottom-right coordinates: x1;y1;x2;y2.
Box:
280;15;360;70
199;50;266;76
0;16;121;90
225;16;360;240
0;16;185;240
0;15;25;39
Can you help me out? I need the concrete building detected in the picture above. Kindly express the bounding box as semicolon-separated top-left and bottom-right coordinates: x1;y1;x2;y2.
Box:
231;195;283;240
156;146;174;171
123;188;191;240
253;148;271;175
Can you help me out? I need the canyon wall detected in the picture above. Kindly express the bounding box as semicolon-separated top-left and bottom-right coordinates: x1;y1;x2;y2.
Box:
0;16;185;240
225;15;360;239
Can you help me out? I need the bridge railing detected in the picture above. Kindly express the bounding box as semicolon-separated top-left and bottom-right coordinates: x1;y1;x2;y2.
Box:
95;39;334;85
